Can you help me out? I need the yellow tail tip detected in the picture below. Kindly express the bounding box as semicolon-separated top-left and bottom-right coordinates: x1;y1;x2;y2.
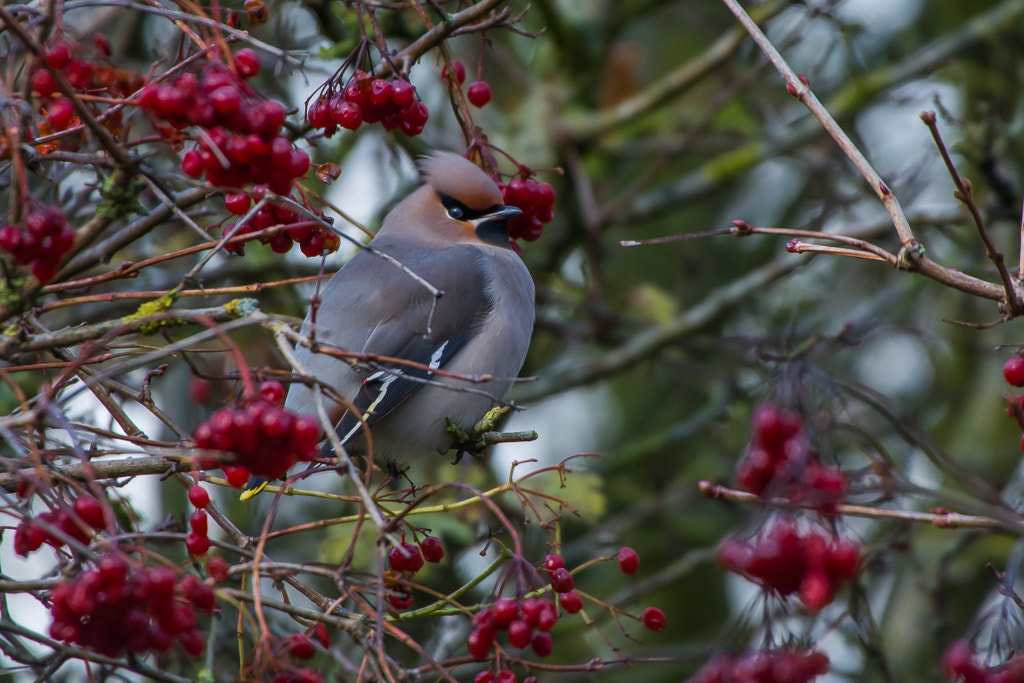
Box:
239;480;269;502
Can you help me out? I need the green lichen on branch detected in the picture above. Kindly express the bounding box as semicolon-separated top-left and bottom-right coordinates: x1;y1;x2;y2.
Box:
121;291;181;334
97;174;147;220
0;275;30;315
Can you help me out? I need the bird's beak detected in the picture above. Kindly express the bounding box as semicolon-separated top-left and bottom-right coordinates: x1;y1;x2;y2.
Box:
473;205;523;247
482;205;523;222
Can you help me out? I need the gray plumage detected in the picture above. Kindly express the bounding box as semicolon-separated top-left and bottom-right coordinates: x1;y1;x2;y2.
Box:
284;151;535;461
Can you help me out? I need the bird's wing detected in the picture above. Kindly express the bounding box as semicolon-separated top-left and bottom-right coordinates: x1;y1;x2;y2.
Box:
328;243;494;444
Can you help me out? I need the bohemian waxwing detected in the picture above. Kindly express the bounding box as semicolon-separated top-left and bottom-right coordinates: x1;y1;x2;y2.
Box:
285;151;535;464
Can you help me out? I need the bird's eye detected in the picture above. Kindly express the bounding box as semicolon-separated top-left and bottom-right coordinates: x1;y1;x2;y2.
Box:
447;206;464;220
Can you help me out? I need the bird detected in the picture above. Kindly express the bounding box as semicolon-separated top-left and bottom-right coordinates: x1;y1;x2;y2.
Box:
271;151;535;482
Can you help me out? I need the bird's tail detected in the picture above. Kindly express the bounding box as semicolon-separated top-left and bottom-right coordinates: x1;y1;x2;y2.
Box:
239;477;269;502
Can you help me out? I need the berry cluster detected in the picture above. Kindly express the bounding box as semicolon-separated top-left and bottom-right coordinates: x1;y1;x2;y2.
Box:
497;176;555;243
185;484;212;556
469;597;559;660
734;404;847;514
0;207;75;282
49;554;213;658
140;53;310;194
193;380;321;483
688;648;829;683
387;534;445;608
715;517;862;611
15;494;106;556
942;640;1024;682
223;196;339;257
307;71;429;138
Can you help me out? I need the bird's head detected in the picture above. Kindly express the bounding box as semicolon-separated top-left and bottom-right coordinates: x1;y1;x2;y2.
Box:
382;151;522;248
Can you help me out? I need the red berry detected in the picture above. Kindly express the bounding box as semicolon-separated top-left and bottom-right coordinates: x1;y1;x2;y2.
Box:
185;532;211;556
313;623;331;648
223;466;250;488
206;556;229;582
493;597;519;626
798;570;833;611
391;80;415;107
618;546;639;574
190;510;209;536
467;628;493;659
558;590;583;614
287;633;316;660
45;43;71;69
388;591;413;609
47;98;75;130
467;81;492;107
441;60;466;85
258;380;286;405
420;536;444;563
73;496;106;529
188;484;211;509
31;69;58;97
181;150;204;178
1005;357;1024;387
531;631;552;658
388;541;424;573
507;619;532;649
542;554;564;572
334;101;363;130
475;672;496;683
641;606;666;631
234;49;261;78
549;567;574;593
182;573;216;612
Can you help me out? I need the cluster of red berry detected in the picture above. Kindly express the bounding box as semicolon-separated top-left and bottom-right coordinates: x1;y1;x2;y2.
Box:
475;671;535;683
715;517;862;611
496;176;556;243
140;52;310;195
469;596;558;660
185;484;213;556
307;71;429;138
14;494;106;556
688;648;829;683
193;381;321;484
30;40;94;132
734;404;847;514
49;554;213;658
0;207;76;282
942;640;1024;683
387;534;444;608
440;60;492;108
223;195;339;257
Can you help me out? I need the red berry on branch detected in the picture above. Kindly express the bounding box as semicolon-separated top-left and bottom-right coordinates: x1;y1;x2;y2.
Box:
618;546;639;574
420;536;444;563
507;619;532;649
493;597;519;626
73;496;106;529
1005;356;1024;387
549;567;574;593
47;98;75;130
31;69;58;97
234;49;261;78
206;556;229;582
441;60;466;85
641;606;666;631
531;631;553;658
189;510;209;536
259;380;286;405
286;633;316;660
388;540;424;573
558;590;583;614
185;532;211;556
467;81;492;107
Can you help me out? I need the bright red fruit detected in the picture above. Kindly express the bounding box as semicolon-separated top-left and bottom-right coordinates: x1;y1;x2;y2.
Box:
234;48;261;78
187;485;211;509
642;606;666;631
388;541;424;573
286;633;316;660
441;60;466;85
47;98;75;130
618;546;639;574
467;81;492;107
420;536;444;563
549;567;574;593
558;590;583;614
1005;356;1024;387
